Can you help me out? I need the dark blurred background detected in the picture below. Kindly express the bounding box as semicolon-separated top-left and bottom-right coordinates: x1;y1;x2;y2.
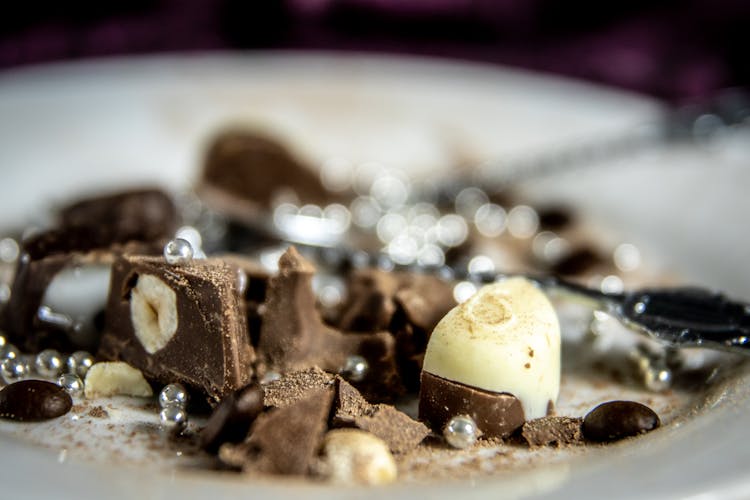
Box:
0;0;747;101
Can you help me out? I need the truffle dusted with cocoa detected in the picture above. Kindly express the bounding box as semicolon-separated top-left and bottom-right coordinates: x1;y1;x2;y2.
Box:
98;255;254;405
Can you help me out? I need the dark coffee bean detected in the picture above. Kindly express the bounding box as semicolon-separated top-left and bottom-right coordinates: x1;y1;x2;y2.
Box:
200;383;264;453
0;380;73;422
583;400;660;442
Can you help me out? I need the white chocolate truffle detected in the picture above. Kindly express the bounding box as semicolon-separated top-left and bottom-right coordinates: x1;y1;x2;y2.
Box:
422;277;560;419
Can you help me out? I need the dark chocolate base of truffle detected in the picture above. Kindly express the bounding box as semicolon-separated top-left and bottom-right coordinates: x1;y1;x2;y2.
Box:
419;371;525;439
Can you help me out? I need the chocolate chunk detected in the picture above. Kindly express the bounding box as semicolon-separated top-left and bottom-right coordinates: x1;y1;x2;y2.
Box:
98;255;254;405
262;367;334;409
24;189;176;260
221;387;334;475
419;371;525;439
256;247;403;401
537;207;573;230
199;131;336;219
216;254;270;346
200;384;265;453
332;378;428;454
521;416;584;447
392;274;456;334
550;247;604;276
582;401;660;442
0;380;72;422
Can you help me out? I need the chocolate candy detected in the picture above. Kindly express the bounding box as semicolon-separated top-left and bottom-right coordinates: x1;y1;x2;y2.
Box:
419;372;525;439
582;401;661;442
0;380;72;422
419;278;561;439
200;383;265;453
98;255;254;405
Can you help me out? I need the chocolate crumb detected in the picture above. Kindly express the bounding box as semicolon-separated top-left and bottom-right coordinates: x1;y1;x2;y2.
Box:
521;417;584;447
87;406;109;419
262;367;334;408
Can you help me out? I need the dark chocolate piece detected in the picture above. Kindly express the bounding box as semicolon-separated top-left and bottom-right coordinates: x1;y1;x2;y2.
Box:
200;383;265;453
419;371;525;439
550;247;604;276
521;416;584;447
0;380;72;422
99;255;254;405
582;400;660;442
256;247;403;401
332;378;428;453
220;387;334;475
199;131;337;219
24;189;176;260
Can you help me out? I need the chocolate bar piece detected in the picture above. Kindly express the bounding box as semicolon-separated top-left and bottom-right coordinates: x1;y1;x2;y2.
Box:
256;247;403;401
419;371;525;439
24;188;177;260
98;255;254;405
198;131;337;221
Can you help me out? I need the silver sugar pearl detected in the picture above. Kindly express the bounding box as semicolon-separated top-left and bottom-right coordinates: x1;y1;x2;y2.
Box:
443;414;479;449
58;373;84;398
163;238;194;265
1;357;28;384
340;355;369;383
643;363;673;392
159;383;189;409
1;343;19;360
67;351;95;378
159;405;188;432
36;349;64;377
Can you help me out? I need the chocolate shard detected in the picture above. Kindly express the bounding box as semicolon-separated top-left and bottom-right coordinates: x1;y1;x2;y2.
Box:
256;247;403;401
215;254;270;346
262;367;335;409
98;255;254;405
419;371;525;439
392;274;457;334
332;378;429;454
521;416;584;447
200;383;265;453
222;387;334;475
3;245;154;353
198;130;338;219
24;189;176;260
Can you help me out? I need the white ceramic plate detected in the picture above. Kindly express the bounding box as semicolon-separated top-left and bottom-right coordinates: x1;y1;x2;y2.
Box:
1;52;749;499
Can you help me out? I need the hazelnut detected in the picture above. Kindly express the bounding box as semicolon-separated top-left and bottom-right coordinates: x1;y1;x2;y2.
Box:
320;429;397;485
130;274;178;353
84;361;153;398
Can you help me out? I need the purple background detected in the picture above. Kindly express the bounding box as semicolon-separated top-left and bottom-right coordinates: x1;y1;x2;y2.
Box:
0;0;747;101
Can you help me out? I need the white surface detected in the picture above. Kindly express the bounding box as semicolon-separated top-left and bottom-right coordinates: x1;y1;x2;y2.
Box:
1;52;749;499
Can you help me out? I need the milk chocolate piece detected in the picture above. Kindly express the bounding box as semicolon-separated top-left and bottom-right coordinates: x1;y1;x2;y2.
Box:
0;380;73;422
257;247;403;401
200;383;265;453
583;401;660;442
262;367;335;409
99;255;254;405
521;416;584;447
199;131;335;219
419;371;525;439
220;387;334;475
332;378;428;454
